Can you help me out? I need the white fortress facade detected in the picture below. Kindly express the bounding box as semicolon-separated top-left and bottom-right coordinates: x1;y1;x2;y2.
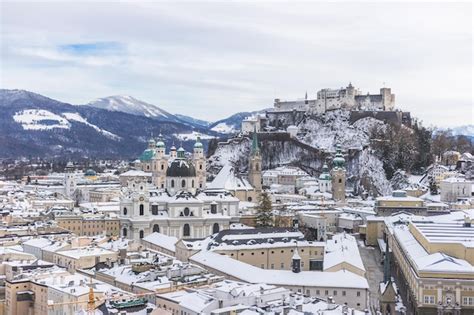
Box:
273;83;395;114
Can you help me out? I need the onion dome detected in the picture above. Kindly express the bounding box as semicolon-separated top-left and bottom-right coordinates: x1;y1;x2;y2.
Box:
166;159;196;177
156;140;165;148
332;145;345;169
194;136;203;149
156;133;165;148
147;138;156;148
318;163;331;180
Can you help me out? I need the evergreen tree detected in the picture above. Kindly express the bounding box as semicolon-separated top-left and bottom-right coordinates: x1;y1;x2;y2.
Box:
256;192;273;227
429;177;438;195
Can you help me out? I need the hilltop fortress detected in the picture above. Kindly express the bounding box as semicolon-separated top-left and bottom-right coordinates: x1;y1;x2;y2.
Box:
274;83;395;113
242;83;410;134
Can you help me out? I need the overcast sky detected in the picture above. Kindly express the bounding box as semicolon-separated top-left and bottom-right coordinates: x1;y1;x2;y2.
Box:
1;1;472;127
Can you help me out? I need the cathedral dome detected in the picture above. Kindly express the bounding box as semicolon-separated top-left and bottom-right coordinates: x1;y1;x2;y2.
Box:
166;159;196;177
84;169;96;176
139;149;155;162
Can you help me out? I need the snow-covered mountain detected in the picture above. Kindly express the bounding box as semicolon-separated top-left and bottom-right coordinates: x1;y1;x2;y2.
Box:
0;89;219;158
175;114;210;128
86;95;182;123
208;109;269;134
447;125;474;137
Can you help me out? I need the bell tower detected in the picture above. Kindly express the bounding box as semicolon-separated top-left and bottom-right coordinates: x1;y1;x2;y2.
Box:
193;136;207;189
331;144;346;203
248;128;262;191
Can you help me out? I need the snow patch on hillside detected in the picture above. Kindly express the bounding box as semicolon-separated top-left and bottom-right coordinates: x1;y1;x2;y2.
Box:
13;109;120;140
62;112;121;140
173;131;215;141
211;122;237;134
13;109;70;130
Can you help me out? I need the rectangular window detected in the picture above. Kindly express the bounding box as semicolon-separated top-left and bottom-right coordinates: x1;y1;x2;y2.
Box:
325;290;329;296
462;297;474;305
342;291;346;296
271;264;274;269
357;291;361;297
424;296;435;304
280;262;284;269
333;290;337;296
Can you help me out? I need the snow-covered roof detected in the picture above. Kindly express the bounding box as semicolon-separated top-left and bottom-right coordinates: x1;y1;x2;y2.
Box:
208;164;254;191
324;233;365;273
190;251;369;289
120;170;152;177
142;232;178;252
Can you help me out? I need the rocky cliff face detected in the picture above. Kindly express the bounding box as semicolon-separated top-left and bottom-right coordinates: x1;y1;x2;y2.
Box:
208;109;392;196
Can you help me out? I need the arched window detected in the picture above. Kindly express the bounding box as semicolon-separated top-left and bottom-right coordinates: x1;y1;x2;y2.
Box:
248;197;252;202
153;224;160;233
151;205;158;215
146;165;150;170
183;224;190;237
123;228;127;237
212;223;219;234
171;180;175;188
161;164;164;170
139;204;144;216
139;230;144;239
338;178;342;183
123;207;128;215
192;180;195;188
183;207;190;216
200;164;203;170
181;179;186;188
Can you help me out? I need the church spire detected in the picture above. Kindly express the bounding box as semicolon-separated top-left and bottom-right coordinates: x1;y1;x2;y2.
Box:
252;126;260;156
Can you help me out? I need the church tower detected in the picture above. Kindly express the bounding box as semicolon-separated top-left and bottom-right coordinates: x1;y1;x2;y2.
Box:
64;167;77;198
331;145;346;203
248;128;262;191
193;136;207;189
152;135;168;189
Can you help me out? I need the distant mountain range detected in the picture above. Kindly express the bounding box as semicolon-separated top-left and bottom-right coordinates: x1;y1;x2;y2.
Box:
445;125;474;137
1;88;471;159
0;89;260;159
